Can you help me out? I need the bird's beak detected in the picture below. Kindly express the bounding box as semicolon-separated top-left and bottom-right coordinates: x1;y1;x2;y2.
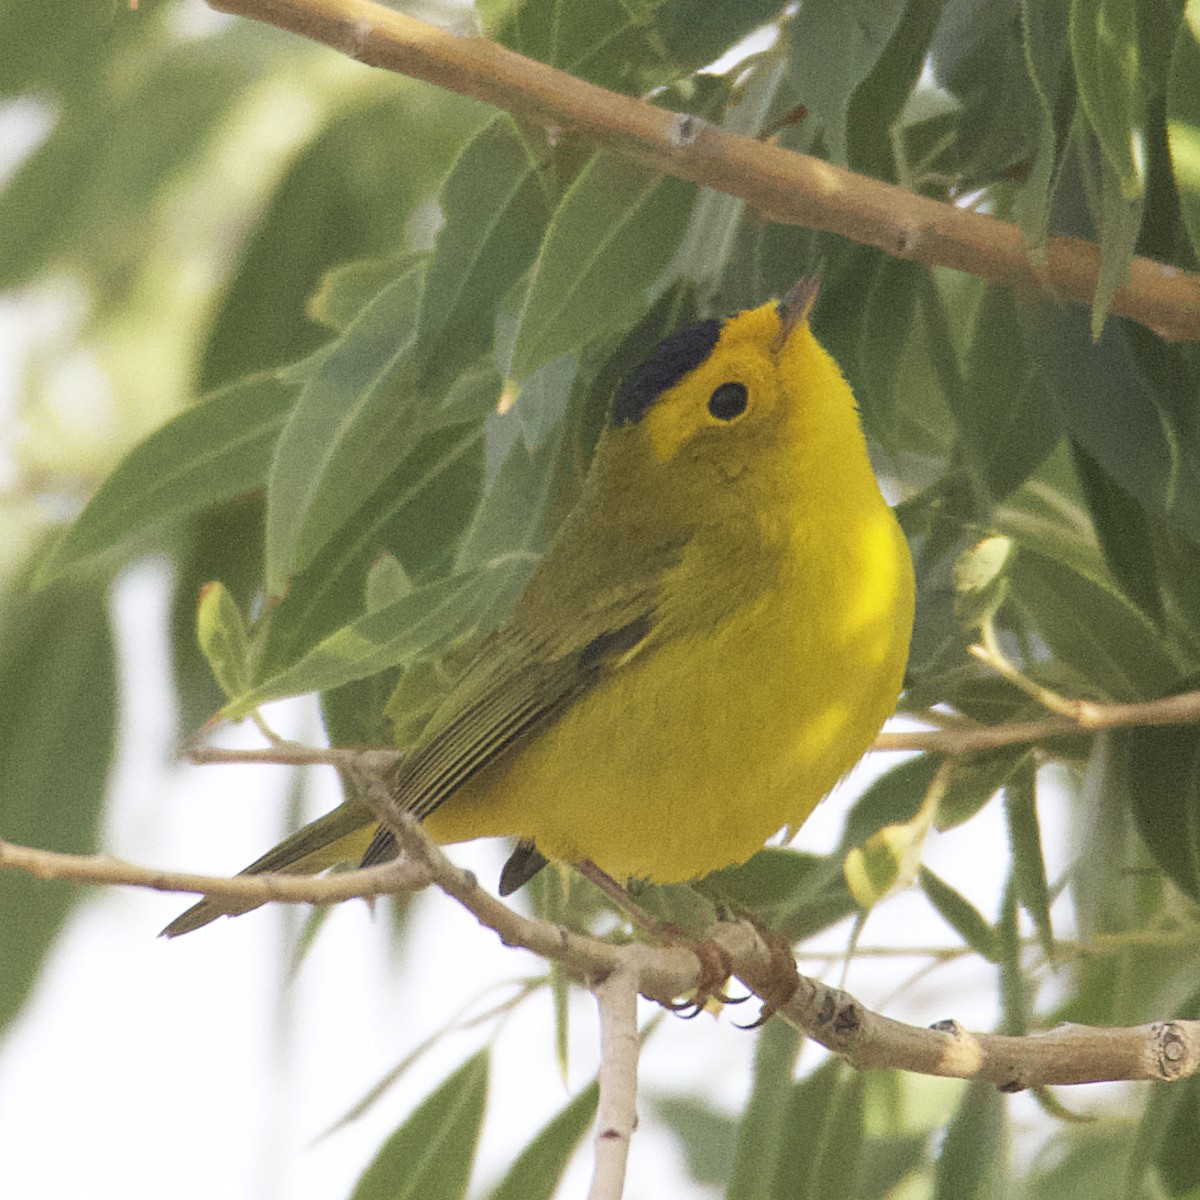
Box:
772;276;821;352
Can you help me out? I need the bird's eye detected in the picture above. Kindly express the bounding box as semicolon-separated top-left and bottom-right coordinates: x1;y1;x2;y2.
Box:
708;382;748;422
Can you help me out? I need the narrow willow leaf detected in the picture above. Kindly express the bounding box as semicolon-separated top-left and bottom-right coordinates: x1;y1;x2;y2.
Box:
41;374;293;582
1003;759;1054;960
1128;984;1200;1194
953;536;1015;631
493;0;782;94
508;154;694;382
936;750;1029;831
772;1060;865;1200
855;256;921;446
838;754;942;851
1168;0;1200;259
0;581;115;1034
844;805;931;911
364;552;413;613
1071;441;1163;625
919;866;999;961
225;558;534;718
933;1079;1009;1200
308;252;429;332
653;1096;739;1187
1092;148;1144;337
1125;724;1200;902
264;261;425;597
1018;0;1072;253
960;286;1059;501
726;1019;802;1200
351;1051;489;1200
997;879;1029;1037
788;0;909;162
417;117;549;391
1008;547;1182;701
1070;0;1146;199
486;1082;598;1200
195;580;252;700
256;421;485;682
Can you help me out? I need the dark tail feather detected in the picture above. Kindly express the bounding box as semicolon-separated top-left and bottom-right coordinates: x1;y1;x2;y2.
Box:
499;840;548;895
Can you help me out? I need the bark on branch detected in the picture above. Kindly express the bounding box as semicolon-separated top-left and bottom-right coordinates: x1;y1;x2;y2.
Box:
206;0;1200;342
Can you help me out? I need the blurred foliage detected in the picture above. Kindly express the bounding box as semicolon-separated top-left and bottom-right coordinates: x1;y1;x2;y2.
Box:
6;0;1200;1195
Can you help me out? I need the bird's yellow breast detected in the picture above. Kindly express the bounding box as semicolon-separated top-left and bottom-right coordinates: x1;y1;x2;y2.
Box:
424;497;913;882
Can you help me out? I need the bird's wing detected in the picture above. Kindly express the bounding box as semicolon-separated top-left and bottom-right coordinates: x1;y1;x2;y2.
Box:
360;590;658;865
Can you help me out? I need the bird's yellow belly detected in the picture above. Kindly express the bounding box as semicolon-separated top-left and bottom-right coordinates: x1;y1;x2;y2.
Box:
424;508;913;883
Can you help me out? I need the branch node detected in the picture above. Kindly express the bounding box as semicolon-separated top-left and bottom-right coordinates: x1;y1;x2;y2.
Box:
668;112;706;149
1151;1021;1193;1081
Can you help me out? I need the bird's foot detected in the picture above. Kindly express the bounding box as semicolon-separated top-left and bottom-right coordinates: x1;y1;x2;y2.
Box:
735;923;801;1030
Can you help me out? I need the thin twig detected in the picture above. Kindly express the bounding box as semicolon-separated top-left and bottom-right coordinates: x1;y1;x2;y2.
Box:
183;741;403;770
0;837;427;906
872;687;1200;756
589;957;645;1200
204;0;1200;342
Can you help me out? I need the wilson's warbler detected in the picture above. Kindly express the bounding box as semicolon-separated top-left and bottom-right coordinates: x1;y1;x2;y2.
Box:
165;279;914;937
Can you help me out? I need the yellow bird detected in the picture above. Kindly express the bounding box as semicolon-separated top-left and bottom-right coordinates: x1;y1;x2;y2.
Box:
165;278;914;937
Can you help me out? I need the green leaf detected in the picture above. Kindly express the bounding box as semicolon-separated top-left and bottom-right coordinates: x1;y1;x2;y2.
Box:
1071;441;1164;625
170;499;266;731
40;374;293;582
365;553;415;614
726;1019;803;1200
953;536;1015;631
933;1080;1008;1200
264;260;426;596
195;581;252;701
919;866;999;961
226;558;535;718
0;581;115;1034
839;754;942;852
308;253;430;333
1125;724;1200;902
1017;0;1073;253
843;803;932;910
936;749;1029;830
772;1060;866;1200
486;1082;598;1200
255;421;485;680
493;0;783;94
1030;1126;1142;1200
1070;0;1146;199
854;256;922;446
997;878;1029;1036
1007;547;1183;701
351;1050;489;1200
702;849;857;945
653;1096;738;1187
788;0;910;162
1091;144;1144;337
1158;1075;1200;1196
960;286;1060;500
1129;985;1200;1196
417;117;550;392
846;0;947;181
197;95;477;389
1168;0;1200;259
507;154;694;382
1003;758;1054;959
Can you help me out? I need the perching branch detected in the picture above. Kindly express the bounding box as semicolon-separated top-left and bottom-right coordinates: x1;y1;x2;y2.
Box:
205;0;1200;342
589;958;645;1200
4;811;1200;1090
